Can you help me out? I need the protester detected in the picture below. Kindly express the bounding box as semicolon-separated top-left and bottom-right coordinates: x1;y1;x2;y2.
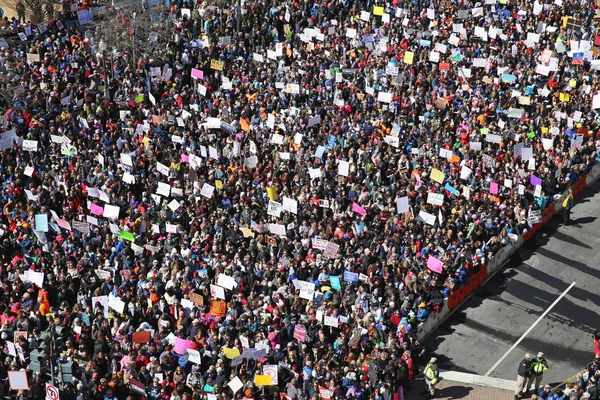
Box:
562;188;574;225
0;0;599;399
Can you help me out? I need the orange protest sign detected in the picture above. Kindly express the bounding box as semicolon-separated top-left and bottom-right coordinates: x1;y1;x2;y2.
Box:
210;300;226;317
240;118;250;132
577;127;589;136
132;331;151;343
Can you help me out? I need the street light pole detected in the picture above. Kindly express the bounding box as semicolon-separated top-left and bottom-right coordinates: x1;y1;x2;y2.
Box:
319;1;323;25
237;0;241;33
99;39;108;99
49;323;55;385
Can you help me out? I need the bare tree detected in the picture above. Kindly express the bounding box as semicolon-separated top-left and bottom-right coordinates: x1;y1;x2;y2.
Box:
90;1;168;65
3;0;56;23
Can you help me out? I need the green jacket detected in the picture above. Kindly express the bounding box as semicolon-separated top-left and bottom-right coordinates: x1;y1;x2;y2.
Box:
424;363;440;383
532;358;548;375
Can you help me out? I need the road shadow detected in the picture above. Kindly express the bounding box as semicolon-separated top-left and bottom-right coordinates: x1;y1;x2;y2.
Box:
535;219;592;249
437;385;474;399
406;380;504;400
569;216;597;226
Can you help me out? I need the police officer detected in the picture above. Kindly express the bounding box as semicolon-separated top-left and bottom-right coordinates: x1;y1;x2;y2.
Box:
529;352;549;396
516;353;532;399
424;357;440;397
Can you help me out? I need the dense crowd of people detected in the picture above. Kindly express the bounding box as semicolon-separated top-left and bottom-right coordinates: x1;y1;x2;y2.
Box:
0;0;599;398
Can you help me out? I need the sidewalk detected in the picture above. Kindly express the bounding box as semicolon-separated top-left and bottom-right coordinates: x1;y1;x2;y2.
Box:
407;371;515;400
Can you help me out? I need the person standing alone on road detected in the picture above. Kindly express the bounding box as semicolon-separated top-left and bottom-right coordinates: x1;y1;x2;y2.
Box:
529;352;549;396
562;189;574;225
424;357;440;398
516;353;533;399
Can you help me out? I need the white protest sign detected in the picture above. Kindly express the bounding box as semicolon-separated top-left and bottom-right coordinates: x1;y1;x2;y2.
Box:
108;294;125;314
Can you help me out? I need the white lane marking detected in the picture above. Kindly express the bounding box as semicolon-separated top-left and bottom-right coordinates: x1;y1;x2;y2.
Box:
484;281;576;377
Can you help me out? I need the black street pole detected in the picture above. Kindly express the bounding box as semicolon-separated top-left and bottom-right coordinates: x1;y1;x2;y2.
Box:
49;324;55;385
237;0;241;33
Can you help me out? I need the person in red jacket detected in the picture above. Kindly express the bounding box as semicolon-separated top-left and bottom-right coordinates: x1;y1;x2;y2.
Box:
402;350;415;381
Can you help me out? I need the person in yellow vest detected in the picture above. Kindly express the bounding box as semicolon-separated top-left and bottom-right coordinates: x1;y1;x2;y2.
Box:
424;357;441;397
528;352;549;396
562;189;574;225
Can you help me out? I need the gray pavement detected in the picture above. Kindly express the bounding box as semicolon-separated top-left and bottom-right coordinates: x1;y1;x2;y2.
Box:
425;180;600;388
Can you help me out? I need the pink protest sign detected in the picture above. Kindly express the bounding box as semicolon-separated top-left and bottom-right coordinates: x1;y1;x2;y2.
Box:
490;182;498;194
352;202;367;216
173;337;196;355
427;256;444;274
181;154;189;163
191;68;203;79
90;203;104;216
293;325;306;342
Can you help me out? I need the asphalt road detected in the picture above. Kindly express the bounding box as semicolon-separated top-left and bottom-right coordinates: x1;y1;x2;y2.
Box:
425;180;600;387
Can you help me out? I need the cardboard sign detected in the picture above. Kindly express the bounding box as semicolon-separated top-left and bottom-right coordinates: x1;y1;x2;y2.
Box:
189;293;204;305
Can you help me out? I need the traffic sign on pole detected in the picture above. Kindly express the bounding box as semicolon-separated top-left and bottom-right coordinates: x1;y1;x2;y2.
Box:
46;383;60;400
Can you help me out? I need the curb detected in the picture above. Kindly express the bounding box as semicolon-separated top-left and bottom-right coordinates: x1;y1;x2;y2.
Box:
439;370;515;392
417;163;600;341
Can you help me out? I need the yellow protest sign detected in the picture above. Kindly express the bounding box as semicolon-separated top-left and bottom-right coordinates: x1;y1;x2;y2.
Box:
215;180;223;189
267;187;277;200
431;168;445;184
210;59;224;71
559;92;570;102
541;127;549;134
373;6;384;16
568;80;577;88
223;347;241;359
255;375;272;386
403;51;414;65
